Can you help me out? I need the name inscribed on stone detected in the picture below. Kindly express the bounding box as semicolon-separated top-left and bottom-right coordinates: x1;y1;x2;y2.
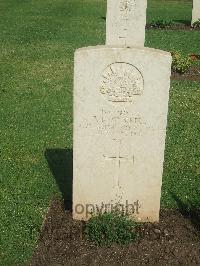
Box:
100;62;144;102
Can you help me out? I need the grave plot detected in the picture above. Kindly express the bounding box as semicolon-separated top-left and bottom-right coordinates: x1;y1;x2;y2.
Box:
1;0;199;265
24;1;200;264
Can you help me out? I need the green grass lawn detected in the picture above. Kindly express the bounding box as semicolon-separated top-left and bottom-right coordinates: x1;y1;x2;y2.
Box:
0;0;199;265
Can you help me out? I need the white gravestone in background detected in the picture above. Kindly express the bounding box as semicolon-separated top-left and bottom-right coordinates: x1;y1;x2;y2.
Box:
106;0;147;46
192;0;200;25
73;0;172;222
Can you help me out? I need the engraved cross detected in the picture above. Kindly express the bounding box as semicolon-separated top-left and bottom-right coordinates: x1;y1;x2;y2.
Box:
103;140;134;189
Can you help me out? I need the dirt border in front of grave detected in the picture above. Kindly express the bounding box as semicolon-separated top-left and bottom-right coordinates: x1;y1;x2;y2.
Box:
30;199;200;266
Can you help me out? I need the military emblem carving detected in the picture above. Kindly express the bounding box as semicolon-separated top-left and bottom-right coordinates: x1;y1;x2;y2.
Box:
119;0;136;12
100;62;144;103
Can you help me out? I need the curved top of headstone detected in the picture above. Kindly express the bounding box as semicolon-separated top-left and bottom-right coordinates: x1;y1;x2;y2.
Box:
75;45;171;58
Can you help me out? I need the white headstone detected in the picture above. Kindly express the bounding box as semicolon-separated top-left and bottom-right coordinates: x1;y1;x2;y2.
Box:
192;0;200;25
73;46;172;222
106;0;147;46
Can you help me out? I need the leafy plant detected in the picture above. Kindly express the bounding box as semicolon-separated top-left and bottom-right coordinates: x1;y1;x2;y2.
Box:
150;19;174;28
171;51;193;74
192;19;200;29
85;211;139;245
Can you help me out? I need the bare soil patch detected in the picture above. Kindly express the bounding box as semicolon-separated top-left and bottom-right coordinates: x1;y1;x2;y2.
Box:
171;66;200;81
146;24;200;31
31;199;200;266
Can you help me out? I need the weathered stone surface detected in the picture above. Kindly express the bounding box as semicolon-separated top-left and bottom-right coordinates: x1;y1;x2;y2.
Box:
192;0;200;24
106;0;147;47
73;46;172;222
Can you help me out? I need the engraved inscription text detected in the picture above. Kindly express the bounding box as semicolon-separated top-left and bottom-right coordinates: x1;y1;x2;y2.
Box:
119;0;136;44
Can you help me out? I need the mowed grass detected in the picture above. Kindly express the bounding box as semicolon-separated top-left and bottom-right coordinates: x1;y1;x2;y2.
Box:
146;0;200;62
0;0;199;265
147;0;192;23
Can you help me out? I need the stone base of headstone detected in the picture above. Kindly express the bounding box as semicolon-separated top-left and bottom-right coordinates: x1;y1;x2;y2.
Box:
192;0;200;25
73;46;172;222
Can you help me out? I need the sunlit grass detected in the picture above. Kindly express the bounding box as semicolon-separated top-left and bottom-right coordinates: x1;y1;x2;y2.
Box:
0;0;199;264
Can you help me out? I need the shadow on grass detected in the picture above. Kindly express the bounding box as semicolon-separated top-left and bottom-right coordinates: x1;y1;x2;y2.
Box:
170;192;200;232
45;149;73;211
174;19;191;26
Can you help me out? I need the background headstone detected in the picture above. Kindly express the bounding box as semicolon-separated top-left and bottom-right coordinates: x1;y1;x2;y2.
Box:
73;46;172;222
106;0;147;46
192;0;200;25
